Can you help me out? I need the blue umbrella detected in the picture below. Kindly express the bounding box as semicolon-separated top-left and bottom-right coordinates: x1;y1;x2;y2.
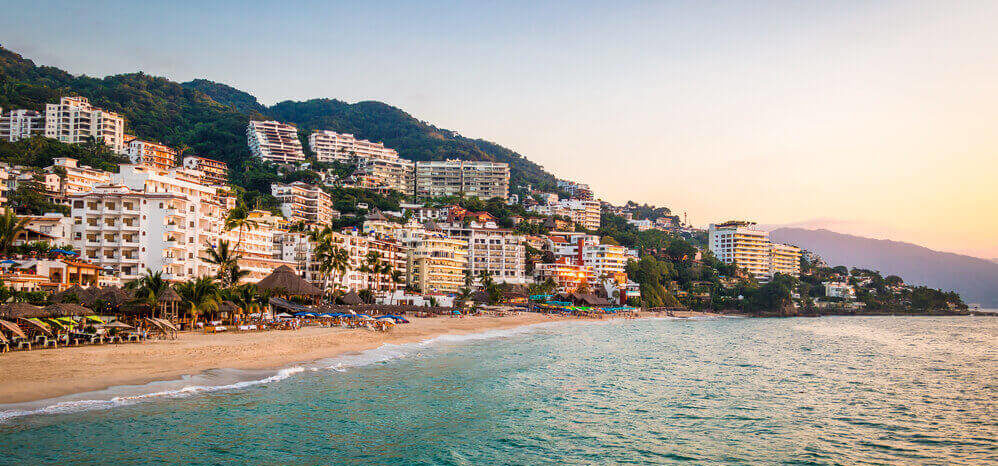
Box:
452;310;461;315
51;249;79;255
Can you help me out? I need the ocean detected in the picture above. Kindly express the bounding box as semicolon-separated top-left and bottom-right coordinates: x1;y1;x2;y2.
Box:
1;316;995;465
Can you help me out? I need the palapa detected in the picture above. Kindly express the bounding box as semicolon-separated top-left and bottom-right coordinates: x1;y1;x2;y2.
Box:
339;291;363;305
216;300;239;313
50;285;92;304
0;303;45;319
0;319;28;339
43;303;94;317
255;266;323;296
156;287;182;303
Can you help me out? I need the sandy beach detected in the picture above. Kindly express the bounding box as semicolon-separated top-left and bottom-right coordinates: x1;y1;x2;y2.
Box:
0;313;573;404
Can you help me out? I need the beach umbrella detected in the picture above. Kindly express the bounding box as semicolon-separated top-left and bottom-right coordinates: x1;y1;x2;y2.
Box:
18;317;52;336
0;303;44;319
51;249;79;256
85;315;105;324
101;321;133;329
275;313;293;318
0;319;28;339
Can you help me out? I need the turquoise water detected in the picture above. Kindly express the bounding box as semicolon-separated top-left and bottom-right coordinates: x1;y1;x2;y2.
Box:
1;316;995;465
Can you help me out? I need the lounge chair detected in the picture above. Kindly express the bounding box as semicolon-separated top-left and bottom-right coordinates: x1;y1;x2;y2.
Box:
14;339;31;350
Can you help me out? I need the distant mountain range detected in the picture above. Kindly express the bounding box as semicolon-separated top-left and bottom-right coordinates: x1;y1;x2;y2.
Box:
770;228;998;307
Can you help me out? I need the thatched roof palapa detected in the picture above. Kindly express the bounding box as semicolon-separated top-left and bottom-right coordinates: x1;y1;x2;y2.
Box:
157;287;182;303
50;285;93;304
339;291;363;305
255;266;323;296
43;303;94;317
0;303;45;319
216;301;239;313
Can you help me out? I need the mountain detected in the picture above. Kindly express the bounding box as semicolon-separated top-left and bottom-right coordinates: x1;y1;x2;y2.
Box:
0;45;560;192
770;228;998;307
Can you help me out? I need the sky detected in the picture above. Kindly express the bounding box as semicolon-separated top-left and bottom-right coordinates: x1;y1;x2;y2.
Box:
2;1;996;259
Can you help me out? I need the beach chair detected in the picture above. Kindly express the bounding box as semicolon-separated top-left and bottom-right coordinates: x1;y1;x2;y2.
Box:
14;338;31;350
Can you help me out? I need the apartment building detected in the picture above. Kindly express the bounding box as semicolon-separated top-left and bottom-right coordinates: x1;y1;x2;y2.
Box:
218;210;295;283
581;243;629;283
182;156;229;186
0;167;7;204
247;120;305;163
557;179;594;200
0;109;45;142
309;130;399;162
11;213;74;246
68;165;225;282
48;158;112;194
708;221;801;281
534;257;596;293
44;97;126;152
271;182;334;226
277;228;406;293
414;159;509;200
438;221;527;284
546;231;600;263
124;137;177;171
353;156;415;195
395;225;468;293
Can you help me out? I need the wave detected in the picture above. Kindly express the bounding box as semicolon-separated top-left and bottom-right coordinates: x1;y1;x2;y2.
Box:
0;315;707;422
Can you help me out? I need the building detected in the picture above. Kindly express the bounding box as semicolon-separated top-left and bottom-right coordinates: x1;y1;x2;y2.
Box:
219;210;295;284
0;109;45;142
824;282;856;300
247;120;305;163
546;231;600;262
309;130;399;162
529;199;601;231
271;182;334;226
278;228;406;293
11;213;74;246
68;164;225;281
44;97;126;152
557;179;594;200
352;156;415;195
708;221;801;281
415;159;509;200
438;221;526;284
396;225;468;293
534;257;596;293
581;243;629;283
182;156;229;186
124;137;177;171
49;158;112;194
1;258;100;292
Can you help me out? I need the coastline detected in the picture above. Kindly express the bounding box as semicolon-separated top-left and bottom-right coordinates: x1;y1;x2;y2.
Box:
0;313;630;405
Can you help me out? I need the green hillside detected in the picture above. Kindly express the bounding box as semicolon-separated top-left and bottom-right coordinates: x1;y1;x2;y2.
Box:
0;45;560;196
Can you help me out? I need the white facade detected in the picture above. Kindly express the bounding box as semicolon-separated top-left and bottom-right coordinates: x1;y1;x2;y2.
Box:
438;221;526;284
414;159;509;200
68;165;225;282
247;120;305;163
581;243;628;281
271;182;335;226
309;130;399;162
708;221;801;281
529;199;601;231
0;109;45;142
824;282;856;299
44;97;126;153
49;157;112;194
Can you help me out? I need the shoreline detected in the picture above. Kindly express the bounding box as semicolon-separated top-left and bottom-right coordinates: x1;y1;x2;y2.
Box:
0;312;680;406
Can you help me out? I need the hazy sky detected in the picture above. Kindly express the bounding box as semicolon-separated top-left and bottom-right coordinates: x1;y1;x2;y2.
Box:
2;1;996;258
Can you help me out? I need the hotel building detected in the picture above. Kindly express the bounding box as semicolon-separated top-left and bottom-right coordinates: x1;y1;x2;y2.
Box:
708;221;802;281
271;182;335;226
530;199;601;231
353;156;415;196
124;137;177;171
309;130;399;163
219;210;296;283
0;109;45;142
49;158;112;194
438;221;527;284
414;159;509;200
44;97;126;153
534;257;596;293
247;120;305;163
182;156;228;186
395;225;468;293
581;243;629;283
68;165;225;281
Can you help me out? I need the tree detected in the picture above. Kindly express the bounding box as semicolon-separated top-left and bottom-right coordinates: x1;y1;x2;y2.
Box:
0;208;30;255
204;240;242;288
224;202;259;249
175;277;220;323
128;269;169;307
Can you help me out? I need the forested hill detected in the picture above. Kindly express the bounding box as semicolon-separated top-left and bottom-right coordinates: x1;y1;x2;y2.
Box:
0;45;559;191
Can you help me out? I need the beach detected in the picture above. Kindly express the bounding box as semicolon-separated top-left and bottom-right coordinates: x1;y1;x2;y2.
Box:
0;313;589;404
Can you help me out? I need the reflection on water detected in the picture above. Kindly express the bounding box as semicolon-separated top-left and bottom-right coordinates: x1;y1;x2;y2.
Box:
1;316;995;465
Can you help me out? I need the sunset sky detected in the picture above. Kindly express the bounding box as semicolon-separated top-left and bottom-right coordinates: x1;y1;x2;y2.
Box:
3;1;996;258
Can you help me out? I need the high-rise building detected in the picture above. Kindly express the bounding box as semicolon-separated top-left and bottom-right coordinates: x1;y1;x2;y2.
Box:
182;156;229;186
396;225;468;293
415;159;509;200
219;210;296;283
708;221;801;281
0;109;45;142
438;221;527;284
44;97;126;152
124;137;177;171
534;257;596;293
68;165;225;281
353;156;415;196
271;182;334;226
48;158;112;194
247;120;305;163
309;130;399;162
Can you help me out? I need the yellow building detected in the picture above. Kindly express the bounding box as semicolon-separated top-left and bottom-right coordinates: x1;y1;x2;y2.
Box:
708;221;800;281
406;233;468;293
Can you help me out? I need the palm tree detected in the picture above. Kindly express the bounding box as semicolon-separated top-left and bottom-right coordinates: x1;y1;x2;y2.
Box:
0;207;30;255
204;239;242;288
311;228;350;293
175;277;220;324
128;269;169;306
224;203;258;250
232;284;262;315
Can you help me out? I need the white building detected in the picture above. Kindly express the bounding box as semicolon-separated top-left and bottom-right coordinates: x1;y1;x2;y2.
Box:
415;159;509;200
581;243;629;282
247;120;305;163
44;97;126;153
218;210;295;284
529;199;601;231
49;157;112;194
68;165;225;282
124;137;177;171
824;282;856;300
309;130;399;162
271;182;335;226
0;109;45;142
438;221;527;284
708;221;801;281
